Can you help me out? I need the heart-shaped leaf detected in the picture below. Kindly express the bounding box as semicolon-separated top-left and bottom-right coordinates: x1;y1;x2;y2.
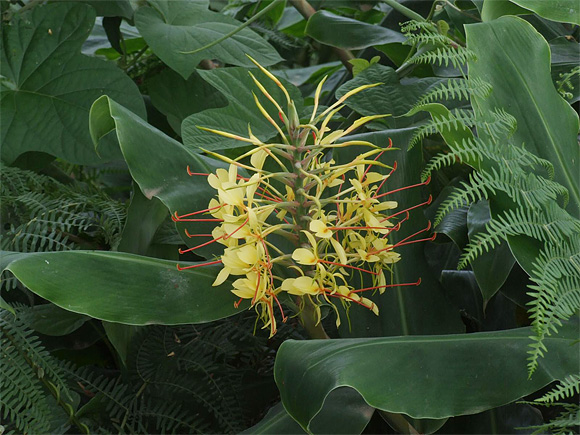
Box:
0;2;145;165
135;0;281;80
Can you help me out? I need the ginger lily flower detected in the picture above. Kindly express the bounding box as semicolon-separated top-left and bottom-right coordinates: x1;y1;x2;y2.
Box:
175;57;434;337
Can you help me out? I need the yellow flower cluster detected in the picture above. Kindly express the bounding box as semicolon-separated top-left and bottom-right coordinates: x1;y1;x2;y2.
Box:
175;57;431;336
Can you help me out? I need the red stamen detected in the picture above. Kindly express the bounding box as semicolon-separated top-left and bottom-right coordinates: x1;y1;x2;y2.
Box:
312;131;317;141
252;271;262;305
328;225;390;231
176;259;222;270
184;233;213;238
279;111;285;123
351;278;422;293
172;205;223;221
234;298;243;308
319;260;379;275
392;233;437;248
374;161;397;195
373;176;431;200
178;235;224;254
174;218;223;222
387;137;393;148
187;166;210;177
373;222;433;254
272;293;288;322
380;195;432;222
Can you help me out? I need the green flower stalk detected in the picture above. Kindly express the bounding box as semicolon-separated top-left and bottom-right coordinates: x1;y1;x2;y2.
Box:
174;57;433;337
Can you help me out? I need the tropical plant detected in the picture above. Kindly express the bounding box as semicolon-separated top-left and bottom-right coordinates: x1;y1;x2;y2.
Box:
1;0;578;433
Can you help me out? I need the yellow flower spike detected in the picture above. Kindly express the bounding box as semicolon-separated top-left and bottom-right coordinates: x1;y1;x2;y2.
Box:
246;54;292;105
317;83;383;121
178;59;435;336
309;75;328;124
197;126;261;145
252;92;290;145
248;71;285;117
318;105;345;143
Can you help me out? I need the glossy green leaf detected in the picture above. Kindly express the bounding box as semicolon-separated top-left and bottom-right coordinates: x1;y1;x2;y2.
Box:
466;17;580;218
147;69;228;135
275;321;579;431
509;0;580;25
182;67;303;151
336;65;443;128
3;251;246;325
117;185;170;256
467;201;515;303
25;304;89;336
134;0;281;80
90;95;226;256
244;389;374;435
481;0;530;21
306;11;405;50
0;3;145;165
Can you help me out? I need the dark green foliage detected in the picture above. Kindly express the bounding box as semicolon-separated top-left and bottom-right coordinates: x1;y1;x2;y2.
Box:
1;164;126;253
401;19;580;378
0;307;88;434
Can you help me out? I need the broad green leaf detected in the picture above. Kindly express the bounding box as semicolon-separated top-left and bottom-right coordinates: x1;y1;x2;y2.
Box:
467;201;515;304
274;322;579;431
335;129;464;337
0;3;145;165
244;389;374;435
336;65;443;128
439;402;544;434
466;17;580;218
182;67;303;151
89;95;226;256
147;69;228;135
306;11;405;50
24;304;89;336
510;0;580;25
117;185;170;256
102;321;136;365
3;251;246;325
481;0;530;21
134;0;281;80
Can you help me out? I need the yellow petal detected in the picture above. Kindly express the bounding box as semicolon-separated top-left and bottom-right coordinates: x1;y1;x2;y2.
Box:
213;267;230;287
292;248;317;265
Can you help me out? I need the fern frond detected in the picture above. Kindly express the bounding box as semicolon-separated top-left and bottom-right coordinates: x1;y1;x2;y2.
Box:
0;308;88;434
537;375;580;404
410;46;476;69
458;204;580;269
417;77;492;106
526;237;580;374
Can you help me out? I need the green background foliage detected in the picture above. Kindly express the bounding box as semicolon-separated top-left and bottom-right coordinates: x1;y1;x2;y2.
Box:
1;0;578;433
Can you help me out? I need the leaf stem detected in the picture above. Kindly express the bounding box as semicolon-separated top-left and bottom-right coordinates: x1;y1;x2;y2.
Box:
179;0;284;54
288;0;355;73
381;0;426;22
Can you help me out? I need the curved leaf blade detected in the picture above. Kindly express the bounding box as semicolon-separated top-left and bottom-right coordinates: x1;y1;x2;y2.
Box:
306;11;405;50
466;17;580;218
275;323;579;430
90;95;225;256
135;0;281;79
0;3;145;165
3;251;246;325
